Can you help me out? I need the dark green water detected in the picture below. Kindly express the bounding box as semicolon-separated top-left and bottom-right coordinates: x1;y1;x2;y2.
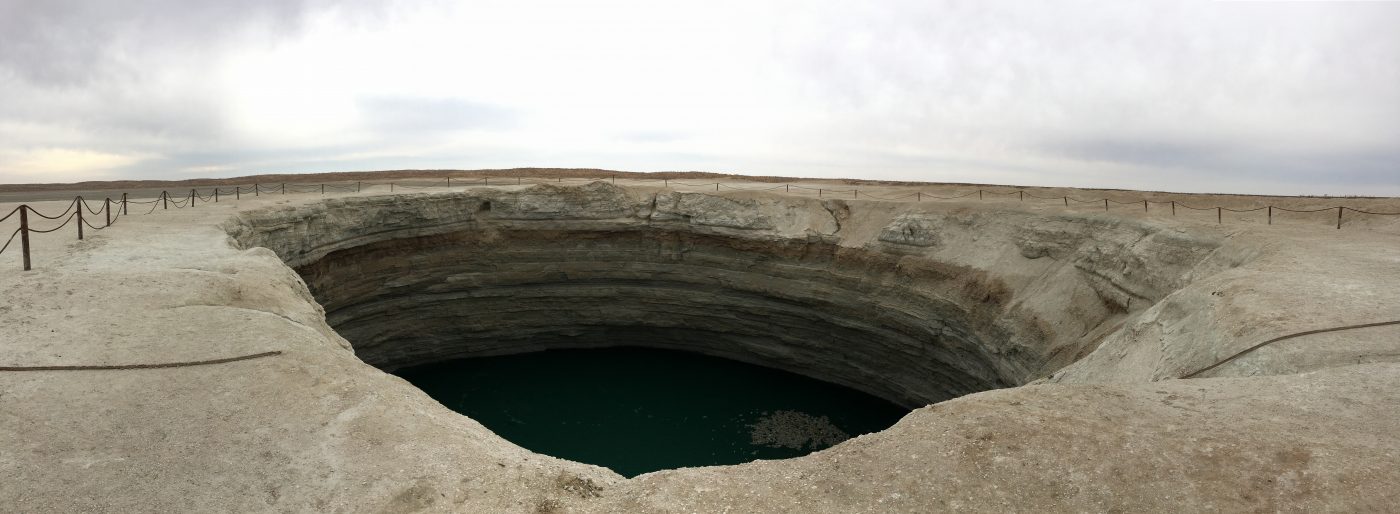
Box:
395;346;909;477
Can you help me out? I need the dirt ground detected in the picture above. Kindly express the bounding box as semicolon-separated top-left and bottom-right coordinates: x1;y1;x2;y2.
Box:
1;177;1398;512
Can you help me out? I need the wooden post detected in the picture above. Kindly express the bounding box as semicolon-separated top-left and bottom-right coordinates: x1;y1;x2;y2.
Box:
390;182;394;192
1337;206;1343;229
447;177;451;188
1268;206;1272;225
76;198;84;240
665;179;670;187
1217;207;1222;224
1019;191;1023;201
1143;199;1148;213
190;189;196;206
105;198;111;226
321;184;325;195
785;184;789;193
715;183;720;191
818;189;823;197
122;193;128;215
979;190;983;201
1103;199;1108;211
236;187;240;200
517;177;521;185
853;190;858;198
1171;200;1175;216
1063;196;1068;207
485;177;489;186
917;192;922;202
281;183;286;194
214;188;219;202
163;191;169;209
611;175;615;184
357;181;361;192
19;205;31;271
254;183;259;197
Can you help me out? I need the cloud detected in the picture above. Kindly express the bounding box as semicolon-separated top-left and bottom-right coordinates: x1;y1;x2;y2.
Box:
356;96;518;134
0;0;1397;195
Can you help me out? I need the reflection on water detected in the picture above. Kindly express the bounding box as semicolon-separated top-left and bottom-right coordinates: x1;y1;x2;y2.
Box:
395;346;909;477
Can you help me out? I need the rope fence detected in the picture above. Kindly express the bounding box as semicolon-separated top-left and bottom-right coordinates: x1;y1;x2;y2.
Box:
3;176;1397;270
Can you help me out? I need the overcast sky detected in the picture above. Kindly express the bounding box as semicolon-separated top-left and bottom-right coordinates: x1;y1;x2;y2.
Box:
1;0;1397;194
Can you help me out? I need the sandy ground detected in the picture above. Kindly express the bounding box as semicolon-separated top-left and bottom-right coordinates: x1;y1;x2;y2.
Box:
1;177;1398;512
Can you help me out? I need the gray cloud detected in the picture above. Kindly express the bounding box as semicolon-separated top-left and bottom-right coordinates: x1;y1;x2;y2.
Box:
0;0;1397;194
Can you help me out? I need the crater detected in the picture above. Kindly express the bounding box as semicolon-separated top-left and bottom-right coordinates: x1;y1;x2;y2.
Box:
224;182;1230;474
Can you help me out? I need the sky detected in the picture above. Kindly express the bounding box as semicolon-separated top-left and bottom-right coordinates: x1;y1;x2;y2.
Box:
0;0;1397;195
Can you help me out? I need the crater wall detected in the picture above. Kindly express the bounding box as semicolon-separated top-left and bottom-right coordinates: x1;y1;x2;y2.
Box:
225;182;1232;406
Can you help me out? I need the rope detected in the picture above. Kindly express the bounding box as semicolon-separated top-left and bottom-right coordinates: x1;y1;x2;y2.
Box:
1175;202;1216;211
0;228;19;256
27;199;78;220
79;198;105;215
1272;206;1335;213
1181;320;1400;378
26;212;77;233
0;205;19;224
0;350;282;372
79;213;113;231
1343;207;1400;215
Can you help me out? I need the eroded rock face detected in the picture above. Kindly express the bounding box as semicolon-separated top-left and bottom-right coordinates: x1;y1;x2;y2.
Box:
225;182;1232;407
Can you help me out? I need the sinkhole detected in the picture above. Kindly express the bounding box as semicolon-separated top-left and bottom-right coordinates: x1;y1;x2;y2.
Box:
228;185;1182;476
285;223;1017;474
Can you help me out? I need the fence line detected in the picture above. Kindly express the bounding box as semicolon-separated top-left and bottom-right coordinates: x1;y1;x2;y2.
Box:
2;176;1398;270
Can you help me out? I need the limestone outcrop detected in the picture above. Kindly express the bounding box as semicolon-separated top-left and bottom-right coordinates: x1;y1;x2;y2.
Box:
225;183;1236;406
5;181;1398;512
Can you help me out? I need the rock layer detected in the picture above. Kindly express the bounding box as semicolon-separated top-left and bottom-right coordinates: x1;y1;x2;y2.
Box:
226;182;1230;407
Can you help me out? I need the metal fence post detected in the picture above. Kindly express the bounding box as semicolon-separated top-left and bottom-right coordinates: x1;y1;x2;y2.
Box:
19;205;30;271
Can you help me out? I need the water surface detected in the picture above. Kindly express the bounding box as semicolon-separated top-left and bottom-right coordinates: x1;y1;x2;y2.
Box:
395;346;909;477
